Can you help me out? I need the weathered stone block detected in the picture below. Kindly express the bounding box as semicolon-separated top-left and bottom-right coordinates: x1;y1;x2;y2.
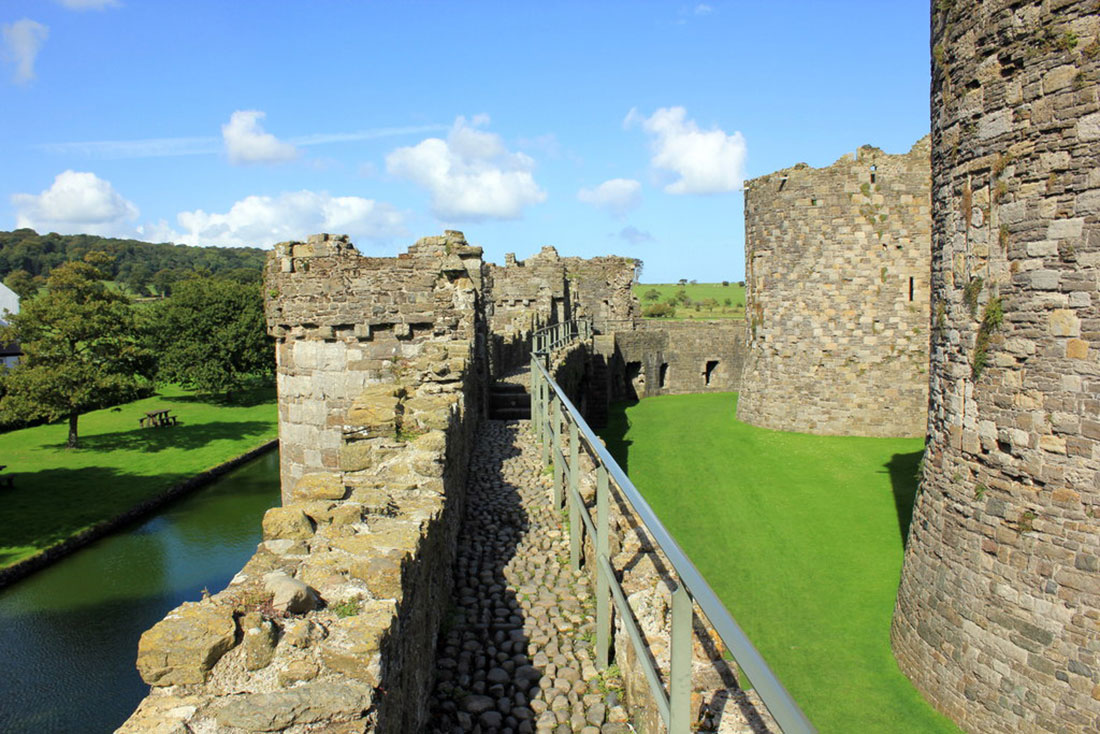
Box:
136;602;238;686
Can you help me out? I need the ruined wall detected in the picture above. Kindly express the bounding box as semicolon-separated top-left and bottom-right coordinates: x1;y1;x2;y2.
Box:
892;4;1100;733
121;232;487;734
265;232;486;502
610;321;746;401
737;138;932;437
487;247;637;378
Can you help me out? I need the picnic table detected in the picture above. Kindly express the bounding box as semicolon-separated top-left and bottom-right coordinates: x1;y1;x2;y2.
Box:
140;410;179;428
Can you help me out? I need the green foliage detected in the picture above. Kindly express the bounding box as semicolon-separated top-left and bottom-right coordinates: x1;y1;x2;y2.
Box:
148;278;273;399
3;269;42;299
0;229;266;285
332;598;362;618
1018;510;1036;533
642;288;661;301
973;483;986;500
0;261;155;448
962;276;983;317
642;303;676;318
633;282;745;321
972;296;1004;379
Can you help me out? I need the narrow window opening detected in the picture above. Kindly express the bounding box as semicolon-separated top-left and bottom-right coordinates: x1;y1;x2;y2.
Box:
659;363;669;389
810;197;818;206
909;277;915;302
704;360;719;386
870;164;877;185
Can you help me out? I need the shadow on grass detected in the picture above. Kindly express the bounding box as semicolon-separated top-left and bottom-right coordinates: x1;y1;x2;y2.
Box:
45;421;272;452
884;450;924;548
0;466;187;559
160;385;274;407
599;399;636;475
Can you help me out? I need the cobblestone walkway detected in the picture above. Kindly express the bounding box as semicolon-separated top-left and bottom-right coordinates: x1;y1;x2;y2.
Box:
428;420;632;734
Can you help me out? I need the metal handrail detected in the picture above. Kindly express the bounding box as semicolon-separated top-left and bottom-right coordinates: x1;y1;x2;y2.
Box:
528;328;815;734
531;318;593;357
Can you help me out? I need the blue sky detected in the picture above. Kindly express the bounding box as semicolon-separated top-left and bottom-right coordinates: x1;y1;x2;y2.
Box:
0;1;930;282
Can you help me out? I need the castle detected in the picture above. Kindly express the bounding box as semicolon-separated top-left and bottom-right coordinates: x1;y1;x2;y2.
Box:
121;1;1100;731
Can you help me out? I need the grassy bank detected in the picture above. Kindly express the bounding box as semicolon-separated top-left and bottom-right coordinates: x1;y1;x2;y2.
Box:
633;282;746;320
0;384;277;570
600;393;960;734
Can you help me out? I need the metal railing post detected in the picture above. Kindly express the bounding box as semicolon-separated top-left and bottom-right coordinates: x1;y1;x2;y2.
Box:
540;384;551;465
670;584;692;733
551;396;562;508
568;419;580;570
596;464;611;669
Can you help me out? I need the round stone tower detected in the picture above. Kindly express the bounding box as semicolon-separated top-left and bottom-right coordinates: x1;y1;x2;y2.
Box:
737;139;931;437
892;3;1100;732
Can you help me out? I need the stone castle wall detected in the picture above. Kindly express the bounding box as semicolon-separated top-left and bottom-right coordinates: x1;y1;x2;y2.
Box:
264;232;486;502
487;247;637;378
892;4;1100;733
121;233;487;733
609;320;746;401
737;137;932;437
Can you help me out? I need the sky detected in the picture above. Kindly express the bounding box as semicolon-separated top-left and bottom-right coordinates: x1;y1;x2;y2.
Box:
0;1;930;282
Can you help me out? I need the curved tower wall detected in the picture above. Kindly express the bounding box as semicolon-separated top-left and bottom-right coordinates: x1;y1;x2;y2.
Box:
737;139;931;437
892;3;1100;732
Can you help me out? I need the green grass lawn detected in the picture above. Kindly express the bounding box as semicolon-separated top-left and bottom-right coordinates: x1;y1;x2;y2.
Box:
0;384;277;570
633;282;746;320
600;393;960;734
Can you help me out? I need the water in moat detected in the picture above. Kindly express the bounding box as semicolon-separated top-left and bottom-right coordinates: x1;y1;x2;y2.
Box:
0;449;281;734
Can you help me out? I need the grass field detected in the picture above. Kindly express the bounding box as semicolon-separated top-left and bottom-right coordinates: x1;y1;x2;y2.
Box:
0;384;277;570
633;282;746;320
599;393;961;734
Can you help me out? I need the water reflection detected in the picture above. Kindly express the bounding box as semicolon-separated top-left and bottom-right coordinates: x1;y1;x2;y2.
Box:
0;449;280;734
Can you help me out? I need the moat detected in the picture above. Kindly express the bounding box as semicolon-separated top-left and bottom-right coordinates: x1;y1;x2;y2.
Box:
0;450;280;734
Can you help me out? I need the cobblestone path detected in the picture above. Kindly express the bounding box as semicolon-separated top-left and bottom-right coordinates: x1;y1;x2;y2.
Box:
428;420;632;734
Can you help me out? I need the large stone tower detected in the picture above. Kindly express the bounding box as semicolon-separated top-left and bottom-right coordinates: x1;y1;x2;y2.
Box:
737;139;931;437
892;3;1100;732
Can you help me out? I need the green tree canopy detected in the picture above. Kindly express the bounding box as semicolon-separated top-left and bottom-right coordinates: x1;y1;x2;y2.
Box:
0;260;154;447
149;277;273;399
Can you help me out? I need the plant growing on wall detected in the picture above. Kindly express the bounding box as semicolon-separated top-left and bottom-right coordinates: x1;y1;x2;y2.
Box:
971;296;1004;379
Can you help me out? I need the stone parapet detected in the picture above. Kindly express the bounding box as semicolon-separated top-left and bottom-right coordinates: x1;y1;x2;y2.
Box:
611;321;746;400
892;3;1100;733
737;137;932;437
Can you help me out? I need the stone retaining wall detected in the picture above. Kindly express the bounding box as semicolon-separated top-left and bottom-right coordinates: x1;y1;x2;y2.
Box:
738;137;932;437
892;3;1100;733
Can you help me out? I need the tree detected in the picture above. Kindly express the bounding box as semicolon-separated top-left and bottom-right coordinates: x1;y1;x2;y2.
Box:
643;288;661;301
149;277;273;399
3;269;41;299
0;261;154;448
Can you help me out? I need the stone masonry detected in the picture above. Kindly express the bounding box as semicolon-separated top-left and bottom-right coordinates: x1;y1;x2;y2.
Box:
738;137;932;437
892;3;1100;733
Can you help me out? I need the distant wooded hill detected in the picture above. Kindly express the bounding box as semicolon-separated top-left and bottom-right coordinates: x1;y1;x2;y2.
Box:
0;229;267;295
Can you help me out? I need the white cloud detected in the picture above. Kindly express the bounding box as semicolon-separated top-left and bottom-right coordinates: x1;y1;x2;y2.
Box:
694;4;714;15
55;0;121;9
625;106;746;194
2;19;48;85
174;191;407;247
38;124;448;160
12;170;139;236
386;115;546;221
222;110;298;164
618;226;654;245
577;178;642;217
